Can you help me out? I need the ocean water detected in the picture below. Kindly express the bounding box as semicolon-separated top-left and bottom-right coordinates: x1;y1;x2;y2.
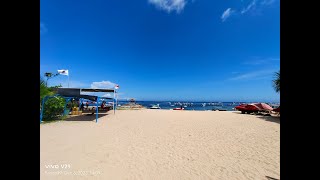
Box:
117;101;245;111
83;100;280;111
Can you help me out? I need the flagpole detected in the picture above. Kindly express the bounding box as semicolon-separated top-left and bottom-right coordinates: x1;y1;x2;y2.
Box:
68;75;70;88
113;85;119;114
116;91;118;110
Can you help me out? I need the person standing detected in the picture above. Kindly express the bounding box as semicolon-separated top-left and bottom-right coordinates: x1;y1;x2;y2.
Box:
80;103;84;111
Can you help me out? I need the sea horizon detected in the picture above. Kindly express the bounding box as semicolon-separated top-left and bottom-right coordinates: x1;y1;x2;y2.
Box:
116;100;280;104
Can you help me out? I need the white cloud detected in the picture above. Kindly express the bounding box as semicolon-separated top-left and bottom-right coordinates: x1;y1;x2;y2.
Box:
241;0;277;14
82;92;95;96
241;0;257;14
103;93;111;97
148;0;188;13
223;0;278;20
40;22;47;34
229;69;275;81
91;80;117;89
109;92;126;99
221;8;235;22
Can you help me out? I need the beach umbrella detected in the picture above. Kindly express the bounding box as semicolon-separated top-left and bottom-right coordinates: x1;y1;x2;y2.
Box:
235;104;260;111
246;104;261;111
251;103;273;111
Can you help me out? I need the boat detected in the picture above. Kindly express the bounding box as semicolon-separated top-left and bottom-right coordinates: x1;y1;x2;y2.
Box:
150;104;161;109
173;105;184;110
173;107;184;110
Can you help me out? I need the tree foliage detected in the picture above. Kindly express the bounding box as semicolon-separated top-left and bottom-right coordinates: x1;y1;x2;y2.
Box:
40;76;53;102
43;96;66;120
40;75;66;121
273;70;280;93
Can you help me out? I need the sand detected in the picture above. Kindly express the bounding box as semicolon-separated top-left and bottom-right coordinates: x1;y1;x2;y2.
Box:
40;110;280;180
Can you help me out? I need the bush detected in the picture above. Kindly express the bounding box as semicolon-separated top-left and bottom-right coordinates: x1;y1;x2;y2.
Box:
43;96;66;121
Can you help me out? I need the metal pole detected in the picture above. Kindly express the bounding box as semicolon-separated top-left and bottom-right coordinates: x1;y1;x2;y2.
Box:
40;96;47;123
113;90;116;114
78;98;82;110
68;75;70;88
63;98;71;116
116;91;118;114
96;97;99;123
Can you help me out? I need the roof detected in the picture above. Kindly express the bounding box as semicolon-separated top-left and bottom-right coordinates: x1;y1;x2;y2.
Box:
81;88;115;93
53;88;115;101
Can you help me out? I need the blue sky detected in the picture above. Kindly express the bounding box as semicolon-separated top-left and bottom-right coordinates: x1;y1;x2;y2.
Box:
40;0;280;102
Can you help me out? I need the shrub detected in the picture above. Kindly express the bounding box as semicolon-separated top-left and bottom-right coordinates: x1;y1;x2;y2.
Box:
43;96;66;121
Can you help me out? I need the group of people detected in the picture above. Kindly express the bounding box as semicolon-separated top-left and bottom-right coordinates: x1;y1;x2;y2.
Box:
80;101;109;111
79;101;90;111
67;99;110;113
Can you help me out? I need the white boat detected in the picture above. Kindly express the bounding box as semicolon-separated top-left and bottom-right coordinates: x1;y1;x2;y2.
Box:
150;104;161;109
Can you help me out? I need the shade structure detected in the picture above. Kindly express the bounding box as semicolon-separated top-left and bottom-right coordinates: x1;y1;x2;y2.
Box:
41;88;116;123
235;104;259;111
55;88;81;96
251;103;273;111
81;88;115;93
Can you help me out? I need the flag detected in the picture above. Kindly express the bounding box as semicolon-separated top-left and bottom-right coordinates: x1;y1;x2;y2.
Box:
115;84;119;89
57;70;69;76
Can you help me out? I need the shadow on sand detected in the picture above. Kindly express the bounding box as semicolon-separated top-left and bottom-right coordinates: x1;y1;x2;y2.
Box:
265;176;279;180
65;113;109;121
233;111;280;124
256;115;280;124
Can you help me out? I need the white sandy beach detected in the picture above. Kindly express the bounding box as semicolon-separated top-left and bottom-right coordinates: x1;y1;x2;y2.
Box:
40;110;280;180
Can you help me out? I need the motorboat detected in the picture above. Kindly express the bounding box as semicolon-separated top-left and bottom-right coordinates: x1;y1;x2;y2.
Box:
150;104;161;109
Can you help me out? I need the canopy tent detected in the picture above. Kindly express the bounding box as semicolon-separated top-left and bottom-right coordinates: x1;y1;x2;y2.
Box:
40;88;116;123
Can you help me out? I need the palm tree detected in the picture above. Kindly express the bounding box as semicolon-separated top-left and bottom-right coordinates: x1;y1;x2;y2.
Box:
273;70;280;93
44;72;53;86
44;72;59;86
40;76;53;102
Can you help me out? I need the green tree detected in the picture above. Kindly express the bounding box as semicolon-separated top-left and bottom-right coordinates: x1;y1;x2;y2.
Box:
273;70;280;93
43;96;66;120
44;72;59;86
40;76;53;102
40;76;66;121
